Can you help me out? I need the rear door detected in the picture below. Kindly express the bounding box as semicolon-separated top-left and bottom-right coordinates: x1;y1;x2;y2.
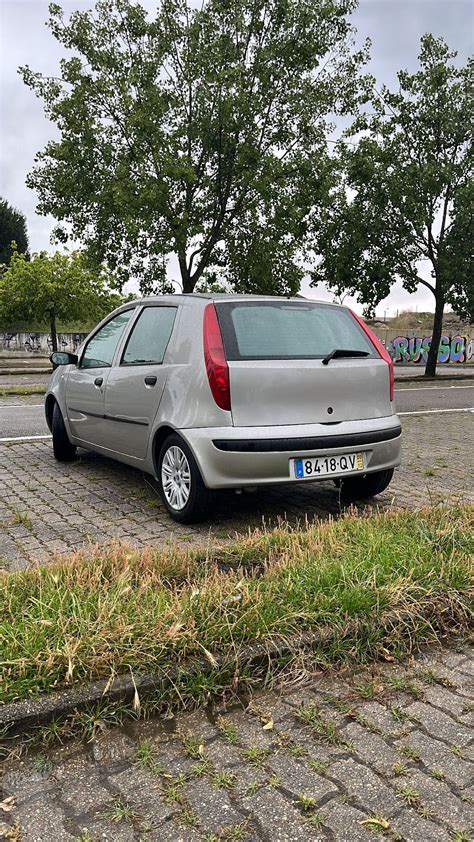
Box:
66;310;134;446
102;305;178;459
215;301;392;427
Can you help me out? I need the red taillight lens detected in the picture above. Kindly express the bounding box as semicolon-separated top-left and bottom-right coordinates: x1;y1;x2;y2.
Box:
350;309;394;402
203;303;231;411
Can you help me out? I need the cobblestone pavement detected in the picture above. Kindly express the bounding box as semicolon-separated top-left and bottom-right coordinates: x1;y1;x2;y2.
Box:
1;644;472;841
1;411;473;572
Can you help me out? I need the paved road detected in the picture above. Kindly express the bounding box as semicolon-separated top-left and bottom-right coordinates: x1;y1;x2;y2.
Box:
1;644;473;842
1;383;473;441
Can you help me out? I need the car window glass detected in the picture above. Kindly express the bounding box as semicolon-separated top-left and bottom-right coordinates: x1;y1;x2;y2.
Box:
216;302;375;360
121;306;177;365
81;311;133;368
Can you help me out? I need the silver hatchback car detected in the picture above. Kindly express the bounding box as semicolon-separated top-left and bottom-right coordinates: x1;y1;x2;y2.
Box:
46;294;401;522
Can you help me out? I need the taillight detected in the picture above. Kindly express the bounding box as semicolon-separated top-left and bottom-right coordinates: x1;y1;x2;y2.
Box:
203;303;231;411
350;310;394;402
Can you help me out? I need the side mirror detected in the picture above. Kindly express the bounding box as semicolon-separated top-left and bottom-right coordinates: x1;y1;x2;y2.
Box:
50;351;78;368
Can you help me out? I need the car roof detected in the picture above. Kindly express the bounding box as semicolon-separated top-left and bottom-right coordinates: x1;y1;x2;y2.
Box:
123;293;343;309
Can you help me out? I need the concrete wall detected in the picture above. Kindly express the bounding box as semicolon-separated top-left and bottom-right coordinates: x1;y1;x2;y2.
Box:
0;331;88;355
1;327;473;364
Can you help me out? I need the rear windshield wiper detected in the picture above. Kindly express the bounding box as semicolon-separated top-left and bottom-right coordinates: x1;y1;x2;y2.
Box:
322;349;370;365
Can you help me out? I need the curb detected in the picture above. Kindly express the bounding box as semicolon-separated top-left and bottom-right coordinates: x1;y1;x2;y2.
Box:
395;373;474;383
1;594;469;738
0;369;51;377
0;390;46;397
0;631;329;735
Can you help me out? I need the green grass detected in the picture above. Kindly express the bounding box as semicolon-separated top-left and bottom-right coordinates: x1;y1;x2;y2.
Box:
0;385;47;397
0;506;472;709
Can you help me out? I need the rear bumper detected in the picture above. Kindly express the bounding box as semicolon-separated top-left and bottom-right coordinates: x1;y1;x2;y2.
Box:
181;416;402;489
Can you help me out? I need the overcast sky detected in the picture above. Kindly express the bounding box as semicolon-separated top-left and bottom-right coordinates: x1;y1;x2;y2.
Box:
0;0;472;314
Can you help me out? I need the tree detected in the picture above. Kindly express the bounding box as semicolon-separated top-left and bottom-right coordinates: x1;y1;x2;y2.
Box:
0;198;29;264
21;0;369;295
312;36;473;376
0;250;122;351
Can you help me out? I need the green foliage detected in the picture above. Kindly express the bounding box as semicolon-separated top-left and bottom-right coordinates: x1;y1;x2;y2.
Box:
20;0;369;294
0;198;29;264
313;35;473;374
0;250;122;349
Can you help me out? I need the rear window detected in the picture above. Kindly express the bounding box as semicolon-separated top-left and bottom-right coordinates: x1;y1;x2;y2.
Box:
215;301;376;360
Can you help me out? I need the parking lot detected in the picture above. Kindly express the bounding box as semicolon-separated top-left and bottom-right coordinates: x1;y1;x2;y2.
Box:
0;392;472;572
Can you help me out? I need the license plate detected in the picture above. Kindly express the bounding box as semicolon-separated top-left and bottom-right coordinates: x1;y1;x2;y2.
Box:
292;451;366;479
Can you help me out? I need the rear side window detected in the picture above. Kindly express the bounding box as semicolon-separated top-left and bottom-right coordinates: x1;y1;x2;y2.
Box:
81;310;133;368
216;301;376;360
121;306;177;365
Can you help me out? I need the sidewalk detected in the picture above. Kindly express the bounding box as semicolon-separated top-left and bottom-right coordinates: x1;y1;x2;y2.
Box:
1;643;472;841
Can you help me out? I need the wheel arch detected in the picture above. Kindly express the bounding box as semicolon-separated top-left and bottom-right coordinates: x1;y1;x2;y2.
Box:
45;393;57;432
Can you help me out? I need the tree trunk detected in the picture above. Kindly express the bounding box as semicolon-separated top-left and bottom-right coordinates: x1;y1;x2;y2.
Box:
178;253;195;293
424;291;444;377
49;306;58;353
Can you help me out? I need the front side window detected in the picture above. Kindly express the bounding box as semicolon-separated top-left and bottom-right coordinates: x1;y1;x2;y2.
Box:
216;301;376;360
81;311;133;368
121;306;177;365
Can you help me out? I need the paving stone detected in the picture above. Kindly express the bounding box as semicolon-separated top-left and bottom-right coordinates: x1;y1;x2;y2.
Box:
405;701;473;747
91;730;135;762
356;701;403;734
241;786;324;840
393;730;473;785
183;778;243;834
108;765;175;825
15;799;75;842
59;774;114;814
329;759;401;816
266;752;337;801
401;770;474;830
422;684;473;719
390;808;448;842
73;819;135;841
322;801;379;841
340;722;399;775
1;768;56;805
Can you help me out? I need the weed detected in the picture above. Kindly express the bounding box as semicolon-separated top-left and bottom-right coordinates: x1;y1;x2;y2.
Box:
398;745;421;762
424;468;436;477
133;737;162;776
268;774;281;788
417;669;455;688
180;807;200;829
32;752;52;772
386;677;424;699
297;704;350;748
450;745;466;759
306;811;325;828
392;762;410;777
191;756;213;778
451;831;471;841
180;730;205;759
354;679;383;699
241;747;269;768
398;786;421;806
430;768;445;781
216;716;241;746
103;799;139;824
12;510;32;529
287;741;306;757
390;705;409;723
209;770;236;789
298;793;316;811
308;758;329;774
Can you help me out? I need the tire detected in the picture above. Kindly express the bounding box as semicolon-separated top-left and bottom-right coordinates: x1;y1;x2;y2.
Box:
52;402;76;462
340;468;394;502
158;434;210;523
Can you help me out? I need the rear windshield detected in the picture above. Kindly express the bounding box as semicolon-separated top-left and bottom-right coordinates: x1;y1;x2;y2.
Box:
215;301;376;361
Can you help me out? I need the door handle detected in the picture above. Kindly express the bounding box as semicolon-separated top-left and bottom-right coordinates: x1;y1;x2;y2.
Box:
94;377;103;387
144;375;157;387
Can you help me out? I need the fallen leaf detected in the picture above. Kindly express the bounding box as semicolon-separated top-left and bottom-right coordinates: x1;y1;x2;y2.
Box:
262;719;274;731
360;817;390;830
0;796;16;813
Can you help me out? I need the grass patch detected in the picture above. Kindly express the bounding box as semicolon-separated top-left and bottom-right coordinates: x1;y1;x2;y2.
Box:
0;386;47;397
0;506;472;710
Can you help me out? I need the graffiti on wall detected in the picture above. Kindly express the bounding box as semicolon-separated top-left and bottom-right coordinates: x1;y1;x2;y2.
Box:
0;332;87;354
389;335;473;364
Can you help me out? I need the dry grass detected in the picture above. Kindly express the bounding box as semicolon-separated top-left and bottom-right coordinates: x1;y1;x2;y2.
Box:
0;505;472;708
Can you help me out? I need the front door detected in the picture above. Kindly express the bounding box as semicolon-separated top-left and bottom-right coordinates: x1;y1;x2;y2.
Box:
66;310;134;448
103;305;178;459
